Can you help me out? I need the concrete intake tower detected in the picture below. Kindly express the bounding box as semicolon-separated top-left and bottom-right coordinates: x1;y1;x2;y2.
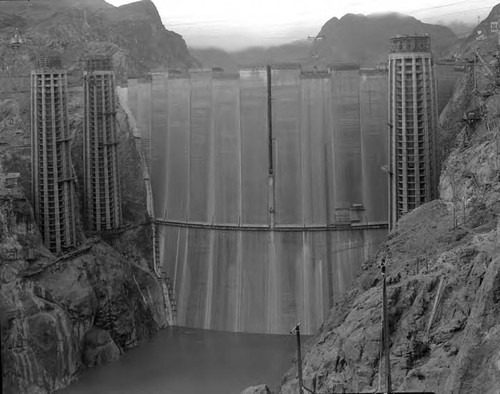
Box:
83;56;122;232
388;36;439;228
31;56;76;253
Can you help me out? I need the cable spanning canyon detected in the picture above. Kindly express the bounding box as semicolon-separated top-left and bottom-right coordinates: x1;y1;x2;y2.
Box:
125;64;389;334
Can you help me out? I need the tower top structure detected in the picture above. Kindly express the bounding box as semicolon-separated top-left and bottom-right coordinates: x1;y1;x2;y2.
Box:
36;55;63;70
389;35;431;54
85;55;113;71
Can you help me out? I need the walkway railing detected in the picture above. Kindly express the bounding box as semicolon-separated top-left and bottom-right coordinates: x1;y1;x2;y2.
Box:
154;219;388;232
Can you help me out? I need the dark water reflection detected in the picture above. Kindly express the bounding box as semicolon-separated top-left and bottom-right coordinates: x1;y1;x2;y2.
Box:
60;327;297;394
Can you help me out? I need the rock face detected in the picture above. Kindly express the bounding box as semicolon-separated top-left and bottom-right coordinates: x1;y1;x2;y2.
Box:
0;0;197;79
0;62;168;393
0;137;167;393
82;327;121;368
277;8;500;394
0;2;186;394
0;186;165;393
279;186;500;392
240;385;272;394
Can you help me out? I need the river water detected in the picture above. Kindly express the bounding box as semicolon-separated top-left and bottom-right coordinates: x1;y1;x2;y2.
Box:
60;327;298;394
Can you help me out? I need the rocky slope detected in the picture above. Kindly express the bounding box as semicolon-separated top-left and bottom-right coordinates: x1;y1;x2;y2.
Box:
275;8;500;394
0;198;165;393
0;1;188;392
0;76;169;393
466;2;500;48
0;0;197;80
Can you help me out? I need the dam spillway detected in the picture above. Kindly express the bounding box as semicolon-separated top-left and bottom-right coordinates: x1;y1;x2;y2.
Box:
125;65;389;334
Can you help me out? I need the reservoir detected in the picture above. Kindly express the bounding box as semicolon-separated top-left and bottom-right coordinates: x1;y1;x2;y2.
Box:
60;327;298;394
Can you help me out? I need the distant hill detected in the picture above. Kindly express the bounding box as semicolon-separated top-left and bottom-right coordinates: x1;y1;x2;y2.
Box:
191;40;312;72
442;20;475;37
193;13;458;72
455;3;500;55
190;47;239;73
313;13;458;66
232;40;312;67
0;0;197;80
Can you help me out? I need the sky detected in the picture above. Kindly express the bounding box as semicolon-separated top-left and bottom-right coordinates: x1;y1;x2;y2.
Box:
106;0;500;50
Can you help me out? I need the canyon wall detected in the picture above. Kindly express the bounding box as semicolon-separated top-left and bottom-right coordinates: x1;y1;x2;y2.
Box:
0;86;168;393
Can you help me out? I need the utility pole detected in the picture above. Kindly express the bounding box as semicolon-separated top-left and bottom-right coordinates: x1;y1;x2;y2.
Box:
290;323;316;394
290;323;304;394
381;260;392;393
266;65;275;228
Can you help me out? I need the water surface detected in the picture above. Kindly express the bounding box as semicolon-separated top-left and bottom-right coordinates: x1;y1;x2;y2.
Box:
60;327;297;394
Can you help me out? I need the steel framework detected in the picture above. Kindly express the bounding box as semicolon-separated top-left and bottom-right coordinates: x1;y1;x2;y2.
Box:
388;36;439;228
83;55;122;232
31;55;77;252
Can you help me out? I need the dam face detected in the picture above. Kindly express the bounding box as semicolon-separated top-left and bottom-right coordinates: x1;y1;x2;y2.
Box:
127;65;389;334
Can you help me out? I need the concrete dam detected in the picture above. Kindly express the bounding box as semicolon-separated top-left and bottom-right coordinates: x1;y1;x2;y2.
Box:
126;64;389;334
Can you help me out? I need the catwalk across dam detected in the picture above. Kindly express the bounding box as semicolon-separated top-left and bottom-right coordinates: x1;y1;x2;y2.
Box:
125;65;389;334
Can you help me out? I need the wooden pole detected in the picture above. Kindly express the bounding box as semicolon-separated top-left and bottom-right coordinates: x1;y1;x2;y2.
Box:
291;323;304;394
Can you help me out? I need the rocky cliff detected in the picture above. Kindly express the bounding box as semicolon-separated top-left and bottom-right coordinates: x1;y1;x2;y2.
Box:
275;8;500;394
0;0;197;80
0;2;188;392
0;78;169;394
0;199;165;393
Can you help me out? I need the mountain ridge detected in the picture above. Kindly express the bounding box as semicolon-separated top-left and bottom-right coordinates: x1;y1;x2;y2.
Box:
313;12;457;66
193;13;457;71
0;0;197;79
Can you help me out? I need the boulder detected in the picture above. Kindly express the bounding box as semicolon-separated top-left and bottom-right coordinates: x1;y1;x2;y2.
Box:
82;327;121;368
240;384;272;394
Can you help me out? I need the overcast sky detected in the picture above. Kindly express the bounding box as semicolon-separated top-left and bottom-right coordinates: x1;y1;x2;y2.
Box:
107;0;498;50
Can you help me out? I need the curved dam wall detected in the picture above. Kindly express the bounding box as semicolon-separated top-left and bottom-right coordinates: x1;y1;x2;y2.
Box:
127;65;389;334
158;226;387;334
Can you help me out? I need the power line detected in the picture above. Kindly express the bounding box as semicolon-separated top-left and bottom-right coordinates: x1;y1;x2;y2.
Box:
409;0;488;14
164;2;495;29
421;6;494;21
165;3;496;47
